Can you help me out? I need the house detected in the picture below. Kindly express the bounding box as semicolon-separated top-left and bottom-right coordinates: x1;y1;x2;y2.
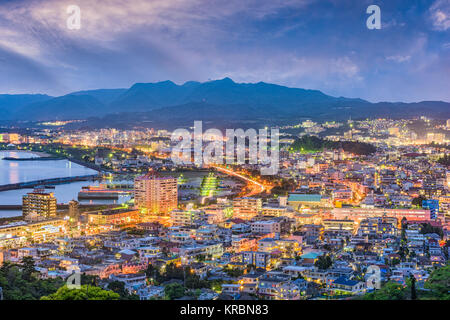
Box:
329;276;365;295
109;273;147;293
221;283;241;295
137;286;165;300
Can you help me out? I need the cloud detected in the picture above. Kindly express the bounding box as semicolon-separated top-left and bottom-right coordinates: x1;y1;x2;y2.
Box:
0;0;312;42
0;0;447;102
429;0;450;31
386;55;411;63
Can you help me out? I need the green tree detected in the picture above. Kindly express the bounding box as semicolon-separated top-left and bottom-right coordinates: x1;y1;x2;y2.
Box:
164;283;185;300
410;274;417;300
423;265;450;300
146;263;162;284
437;154;450;166
40;285;120;300
20;256;36;282
412;196;427;207
419;223;444;239
224;266;244;277
314;255;333;270
362;282;407;300
196;254;206;262
81;273;100;286
0;261;64;300
108;281;139;300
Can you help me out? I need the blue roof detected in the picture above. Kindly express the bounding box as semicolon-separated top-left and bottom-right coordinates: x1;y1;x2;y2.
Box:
333;276;359;287
288;194;322;202
301;252;322;259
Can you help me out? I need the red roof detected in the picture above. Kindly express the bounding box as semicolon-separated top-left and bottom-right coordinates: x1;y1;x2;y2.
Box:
230;218;246;224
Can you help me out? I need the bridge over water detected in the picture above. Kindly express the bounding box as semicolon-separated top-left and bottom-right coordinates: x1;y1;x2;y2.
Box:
0;174;100;192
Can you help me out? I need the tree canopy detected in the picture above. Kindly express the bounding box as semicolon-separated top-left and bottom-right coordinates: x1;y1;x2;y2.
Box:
0;260;64;300
40;285;120;300
290;135;376;155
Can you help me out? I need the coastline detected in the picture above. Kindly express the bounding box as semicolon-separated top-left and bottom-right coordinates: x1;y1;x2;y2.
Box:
29;150;52;157
0;149;52;158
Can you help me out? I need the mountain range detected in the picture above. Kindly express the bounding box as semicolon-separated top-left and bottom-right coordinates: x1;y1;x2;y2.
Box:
0;78;448;128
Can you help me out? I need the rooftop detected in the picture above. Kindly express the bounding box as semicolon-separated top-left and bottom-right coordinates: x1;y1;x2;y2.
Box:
288;194;322;202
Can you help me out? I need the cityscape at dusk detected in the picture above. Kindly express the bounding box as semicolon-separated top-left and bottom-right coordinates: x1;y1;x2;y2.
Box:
0;0;449;311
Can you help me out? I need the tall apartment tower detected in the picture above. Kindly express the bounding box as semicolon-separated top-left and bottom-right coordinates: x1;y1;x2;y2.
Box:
22;189;57;221
134;171;178;214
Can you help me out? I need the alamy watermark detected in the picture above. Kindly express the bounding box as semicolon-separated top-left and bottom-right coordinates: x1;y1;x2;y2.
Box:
65;5;379;31
366;265;381;290
171;121;279;175
66;271;81;289
366;5;381;29
67;5;81;30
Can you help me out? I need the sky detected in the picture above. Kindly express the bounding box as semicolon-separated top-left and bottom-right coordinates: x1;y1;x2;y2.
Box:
0;0;449;102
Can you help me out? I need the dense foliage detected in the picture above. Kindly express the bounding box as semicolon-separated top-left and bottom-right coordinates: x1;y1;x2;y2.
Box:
437;154;450;166
164;283;186;300
314;255;333;270
146;263;210;289
419;223;444;239
362;265;450;300
40;285;120;300
290;135;376;155
0;260;64;300
362;281;407;300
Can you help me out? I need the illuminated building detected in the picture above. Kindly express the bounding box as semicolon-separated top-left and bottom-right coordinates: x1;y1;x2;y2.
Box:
22;189;57;221
200;172;219;197
422;200;439;220
287;193;328;209
68;200;79;219
357;217;398;237
242;251;271;269
426;132;445;144
322;219;355;233
0;133;20;143
0;219;67;246
331;208;431;222
87;208;140;227
446;171;450;189
332;189;353;202
170;209;206;226
178;242;223;260
232;197;262;219
134;171;178;214
251;220;281;234
261;205;289;217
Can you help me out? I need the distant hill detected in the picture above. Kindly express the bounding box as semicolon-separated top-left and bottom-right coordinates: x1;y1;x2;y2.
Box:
17;94;107;120
0;94;52;120
68;89;127;105
1;78;449;126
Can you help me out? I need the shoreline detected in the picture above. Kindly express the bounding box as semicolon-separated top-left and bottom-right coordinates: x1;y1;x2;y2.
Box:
0;149;52;158
29;150;52;157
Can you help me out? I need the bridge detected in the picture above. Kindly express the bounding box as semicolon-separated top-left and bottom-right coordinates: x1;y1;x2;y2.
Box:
0;174;100;192
2;157;65;161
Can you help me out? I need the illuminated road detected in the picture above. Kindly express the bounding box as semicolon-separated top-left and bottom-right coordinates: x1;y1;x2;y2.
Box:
211;165;270;197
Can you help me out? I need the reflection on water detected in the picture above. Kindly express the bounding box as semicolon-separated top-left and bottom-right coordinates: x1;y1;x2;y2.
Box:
0;150;97;185
0;210;21;218
0;151;109;214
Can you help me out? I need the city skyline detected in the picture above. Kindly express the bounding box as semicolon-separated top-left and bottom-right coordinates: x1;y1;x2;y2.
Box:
0;0;449;306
